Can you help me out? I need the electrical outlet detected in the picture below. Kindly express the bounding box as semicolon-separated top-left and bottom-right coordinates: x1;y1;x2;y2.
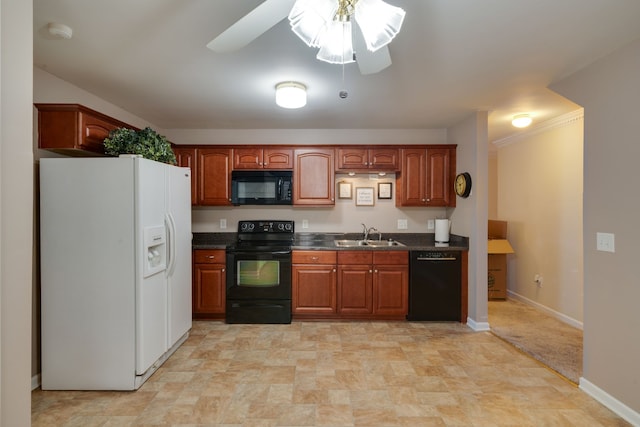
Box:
397;219;408;230
219;218;227;229
427;219;435;230
302;219;309;229
534;274;543;287
596;232;615;253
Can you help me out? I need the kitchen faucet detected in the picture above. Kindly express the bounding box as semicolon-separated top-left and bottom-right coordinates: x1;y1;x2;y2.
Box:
361;223;381;241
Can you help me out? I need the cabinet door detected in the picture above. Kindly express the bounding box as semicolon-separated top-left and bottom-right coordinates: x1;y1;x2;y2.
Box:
426;147;455;207
264;148;293;169
369;148;399;170
336;148;368;170
292;265;337;314
174;147;198;205
397;148;426;206
373;265;408;316
232;148;263;169
193;263;226;315
198;148;231;205
293;148;335;205
337;265;373;314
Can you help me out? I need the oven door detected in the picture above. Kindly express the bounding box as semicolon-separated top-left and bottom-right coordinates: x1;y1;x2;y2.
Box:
226;249;292;300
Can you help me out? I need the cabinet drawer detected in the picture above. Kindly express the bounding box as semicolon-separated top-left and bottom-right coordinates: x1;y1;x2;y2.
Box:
292;250;336;264
338;251;373;265
373;251;408;265
194;249;226;264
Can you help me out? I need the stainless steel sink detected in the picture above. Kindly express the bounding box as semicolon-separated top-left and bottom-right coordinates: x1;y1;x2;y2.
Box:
334;239;405;248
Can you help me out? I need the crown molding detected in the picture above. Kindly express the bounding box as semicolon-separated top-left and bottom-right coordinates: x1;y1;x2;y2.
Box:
492;109;584;148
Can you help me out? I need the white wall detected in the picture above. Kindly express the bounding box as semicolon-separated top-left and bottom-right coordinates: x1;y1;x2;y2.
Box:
1;0;33;425
552;38;640;419
448;112;489;329
494;111;584;325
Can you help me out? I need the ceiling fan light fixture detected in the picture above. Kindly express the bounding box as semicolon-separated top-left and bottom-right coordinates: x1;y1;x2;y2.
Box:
275;82;307;109
512;113;533;128
288;0;405;65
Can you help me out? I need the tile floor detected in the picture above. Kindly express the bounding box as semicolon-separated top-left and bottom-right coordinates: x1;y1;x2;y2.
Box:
32;321;630;426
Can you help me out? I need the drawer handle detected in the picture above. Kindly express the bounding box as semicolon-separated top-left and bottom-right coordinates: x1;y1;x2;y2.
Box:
311;256;319;261
207;255;216;259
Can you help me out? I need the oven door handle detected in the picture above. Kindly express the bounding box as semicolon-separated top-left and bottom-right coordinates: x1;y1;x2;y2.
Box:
229;250;292;256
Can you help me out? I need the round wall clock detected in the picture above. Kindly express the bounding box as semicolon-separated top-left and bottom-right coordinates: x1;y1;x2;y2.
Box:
455;172;472;198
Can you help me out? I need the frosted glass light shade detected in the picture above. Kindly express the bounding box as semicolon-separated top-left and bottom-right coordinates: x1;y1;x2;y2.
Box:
354;0;405;52
512;114;533;128
316;21;355;64
275;82;307;109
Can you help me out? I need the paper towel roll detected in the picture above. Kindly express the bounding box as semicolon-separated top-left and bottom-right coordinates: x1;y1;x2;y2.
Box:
435;219;450;243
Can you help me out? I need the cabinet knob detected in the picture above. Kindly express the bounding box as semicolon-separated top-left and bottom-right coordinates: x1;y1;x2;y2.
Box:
207;255;215;259
422;199;426;202
369;269;373;273
333;268;336;272
374;269;378;273
222;268;225;272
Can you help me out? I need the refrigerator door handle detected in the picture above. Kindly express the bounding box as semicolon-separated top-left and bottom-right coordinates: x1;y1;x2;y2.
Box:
165;213;177;276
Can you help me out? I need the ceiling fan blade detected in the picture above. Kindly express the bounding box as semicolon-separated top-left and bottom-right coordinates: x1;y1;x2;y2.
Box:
206;0;296;53
353;27;392;75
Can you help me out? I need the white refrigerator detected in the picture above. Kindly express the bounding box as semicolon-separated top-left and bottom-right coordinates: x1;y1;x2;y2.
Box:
40;155;192;390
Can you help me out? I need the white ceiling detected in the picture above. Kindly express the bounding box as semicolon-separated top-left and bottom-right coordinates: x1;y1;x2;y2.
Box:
34;1;640;142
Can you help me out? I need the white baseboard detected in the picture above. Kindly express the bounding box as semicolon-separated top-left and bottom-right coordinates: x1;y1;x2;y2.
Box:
32;374;41;391
507;290;583;330
579;377;640;426
466;317;491;331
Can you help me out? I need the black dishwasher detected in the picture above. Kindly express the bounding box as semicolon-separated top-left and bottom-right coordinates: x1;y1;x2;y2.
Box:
407;251;461;321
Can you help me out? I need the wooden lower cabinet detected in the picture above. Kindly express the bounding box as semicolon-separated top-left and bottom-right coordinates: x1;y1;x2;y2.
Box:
338;251;408;319
293;250;408;320
292;251;337;317
193;249;226;319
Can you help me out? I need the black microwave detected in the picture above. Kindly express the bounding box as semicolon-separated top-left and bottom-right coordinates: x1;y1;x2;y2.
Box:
231;170;293;205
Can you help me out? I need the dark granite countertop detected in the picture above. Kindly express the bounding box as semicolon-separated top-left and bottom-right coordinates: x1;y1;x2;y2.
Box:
192;232;468;251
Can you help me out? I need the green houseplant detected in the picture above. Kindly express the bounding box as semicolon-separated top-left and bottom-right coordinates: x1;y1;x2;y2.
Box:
104;127;177;165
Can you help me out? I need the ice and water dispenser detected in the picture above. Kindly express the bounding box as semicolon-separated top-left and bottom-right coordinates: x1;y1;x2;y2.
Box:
143;225;166;277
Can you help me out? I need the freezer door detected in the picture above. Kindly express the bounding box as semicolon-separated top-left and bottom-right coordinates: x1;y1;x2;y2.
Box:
166;165;193;346
135;158;169;375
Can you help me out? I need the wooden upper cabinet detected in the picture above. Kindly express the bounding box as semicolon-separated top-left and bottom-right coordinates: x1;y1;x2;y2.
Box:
336;147;399;171
197;148;232;206
426;147;456;207
35;103;136;155
397;148;427;206
173;147;198;205
397;146;456;207
233;147;293;169
293;148;335;205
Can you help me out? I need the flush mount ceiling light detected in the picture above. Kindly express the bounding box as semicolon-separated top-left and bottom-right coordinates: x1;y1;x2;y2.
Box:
288;0;406;65
512;114;533;128
47;22;73;39
275;82;307;109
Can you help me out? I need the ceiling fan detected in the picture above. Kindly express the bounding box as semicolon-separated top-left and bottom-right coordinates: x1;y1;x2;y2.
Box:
206;0;405;75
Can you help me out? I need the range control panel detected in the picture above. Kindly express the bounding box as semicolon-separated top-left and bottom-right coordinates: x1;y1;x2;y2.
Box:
238;220;294;234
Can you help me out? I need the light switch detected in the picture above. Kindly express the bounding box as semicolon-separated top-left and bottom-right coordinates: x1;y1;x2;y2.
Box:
302;219;309;229
397;219;408;230
220;218;227;229
596;232;615;253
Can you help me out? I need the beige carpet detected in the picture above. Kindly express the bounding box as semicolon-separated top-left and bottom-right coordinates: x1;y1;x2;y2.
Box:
489;298;583;384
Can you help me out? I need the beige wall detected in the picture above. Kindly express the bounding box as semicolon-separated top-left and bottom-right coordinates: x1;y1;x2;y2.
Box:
552;38;640;416
448;112;489;327
487;152;498;219
1;0;34;425
494;111;584;324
